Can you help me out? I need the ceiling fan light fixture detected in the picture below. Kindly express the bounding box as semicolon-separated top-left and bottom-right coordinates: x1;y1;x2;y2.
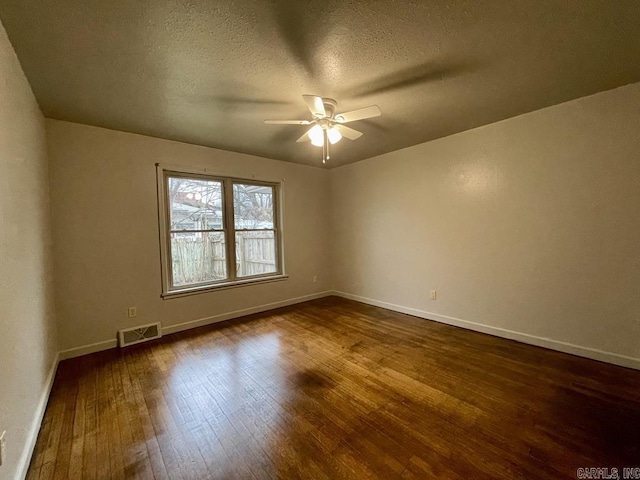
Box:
327;127;342;144
308;124;324;147
264;95;380;160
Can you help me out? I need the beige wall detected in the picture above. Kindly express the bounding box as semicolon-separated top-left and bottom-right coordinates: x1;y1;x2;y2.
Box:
47;120;332;352
331;82;640;366
0;22;57;480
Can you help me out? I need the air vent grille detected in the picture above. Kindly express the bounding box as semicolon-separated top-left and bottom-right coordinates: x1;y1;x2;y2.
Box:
118;322;162;347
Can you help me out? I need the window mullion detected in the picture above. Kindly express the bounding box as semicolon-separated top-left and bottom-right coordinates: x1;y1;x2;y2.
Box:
224;179;238;281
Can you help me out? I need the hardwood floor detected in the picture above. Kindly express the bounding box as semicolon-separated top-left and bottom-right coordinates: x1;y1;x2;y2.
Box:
27;297;640;479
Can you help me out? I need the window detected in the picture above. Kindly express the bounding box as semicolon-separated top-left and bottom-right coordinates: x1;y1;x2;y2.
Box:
157;166;285;296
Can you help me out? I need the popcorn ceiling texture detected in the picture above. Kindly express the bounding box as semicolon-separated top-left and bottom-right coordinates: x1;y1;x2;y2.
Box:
0;0;639;167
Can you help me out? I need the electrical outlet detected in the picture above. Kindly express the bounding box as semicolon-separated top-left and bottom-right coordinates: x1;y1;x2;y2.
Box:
430;290;437;300
312;275;318;283
127;307;137;318
0;430;6;467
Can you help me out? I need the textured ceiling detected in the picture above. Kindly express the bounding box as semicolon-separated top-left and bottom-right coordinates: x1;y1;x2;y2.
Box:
1;1;640;168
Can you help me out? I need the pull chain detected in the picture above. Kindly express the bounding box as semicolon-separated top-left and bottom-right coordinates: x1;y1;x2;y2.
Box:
322;129;330;164
322;131;326;164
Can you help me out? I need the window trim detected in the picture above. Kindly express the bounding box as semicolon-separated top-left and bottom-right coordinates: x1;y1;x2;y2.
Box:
156;164;286;298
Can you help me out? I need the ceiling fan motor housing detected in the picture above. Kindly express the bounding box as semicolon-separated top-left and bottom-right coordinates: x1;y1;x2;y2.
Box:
321;98;337;118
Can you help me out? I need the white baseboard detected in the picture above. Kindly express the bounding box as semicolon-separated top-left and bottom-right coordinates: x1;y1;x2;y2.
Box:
17;351;60;480
57;290;334;360
58;338;118;361
333;290;640;371
162;290;333;335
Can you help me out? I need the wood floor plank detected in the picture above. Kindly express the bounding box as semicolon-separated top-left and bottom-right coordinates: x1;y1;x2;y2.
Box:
25;297;640;479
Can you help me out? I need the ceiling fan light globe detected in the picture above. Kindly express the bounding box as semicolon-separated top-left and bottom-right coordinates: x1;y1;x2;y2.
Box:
308;125;324;147
328;127;342;144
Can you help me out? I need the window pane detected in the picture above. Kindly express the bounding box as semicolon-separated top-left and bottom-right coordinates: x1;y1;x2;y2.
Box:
169;177;223;231
171;232;227;286
235;231;277;277
233;183;274;229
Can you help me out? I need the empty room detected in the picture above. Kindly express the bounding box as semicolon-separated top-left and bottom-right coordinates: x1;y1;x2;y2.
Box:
1;1;640;479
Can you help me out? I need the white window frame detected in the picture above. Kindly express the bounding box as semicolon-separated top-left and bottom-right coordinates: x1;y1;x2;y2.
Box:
157;165;286;298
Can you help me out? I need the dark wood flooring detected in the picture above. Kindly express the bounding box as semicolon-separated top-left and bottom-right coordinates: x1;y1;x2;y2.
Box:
27;296;640;479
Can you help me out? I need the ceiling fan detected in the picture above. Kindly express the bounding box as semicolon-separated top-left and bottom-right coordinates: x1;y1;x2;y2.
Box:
264;95;381;164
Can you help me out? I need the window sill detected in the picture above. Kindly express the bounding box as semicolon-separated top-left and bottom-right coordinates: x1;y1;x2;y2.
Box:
161;274;289;299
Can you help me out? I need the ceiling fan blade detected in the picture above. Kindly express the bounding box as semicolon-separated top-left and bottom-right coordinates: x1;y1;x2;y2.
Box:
335;124;363;140
303;95;326;117
264;120;311;125
296;126;315;142
334;105;381;123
